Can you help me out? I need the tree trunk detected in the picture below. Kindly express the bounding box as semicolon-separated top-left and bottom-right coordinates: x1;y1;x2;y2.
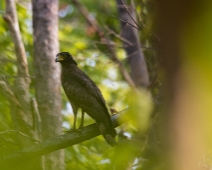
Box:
3;0;44;169
116;0;150;88
32;0;64;169
157;1;208;170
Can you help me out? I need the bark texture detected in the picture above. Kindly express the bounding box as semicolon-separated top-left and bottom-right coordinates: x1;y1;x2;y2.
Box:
3;0;35;144
116;0;150;88
32;0;64;169
3;0;44;169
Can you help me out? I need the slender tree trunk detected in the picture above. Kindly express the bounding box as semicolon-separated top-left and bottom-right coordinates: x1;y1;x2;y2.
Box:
116;0;150;88
3;0;44;169
4;0;35;147
32;0;64;169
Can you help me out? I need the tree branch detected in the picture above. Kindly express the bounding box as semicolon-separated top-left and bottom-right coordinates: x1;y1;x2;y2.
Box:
110;14;140;30
104;25;134;46
71;0;136;89
119;0;141;30
0;130;39;142
0;78;28;126
0;78;40;147
3;0;34;143
0;110;128;169
3;0;31;116
3;0;30;80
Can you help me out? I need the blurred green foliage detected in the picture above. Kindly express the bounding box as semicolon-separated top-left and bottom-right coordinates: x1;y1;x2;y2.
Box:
0;0;158;169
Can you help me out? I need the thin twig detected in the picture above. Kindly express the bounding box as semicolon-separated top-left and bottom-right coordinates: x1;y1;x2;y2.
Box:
110;14;140;30
131;0;142;24
120;0;141;30
126;48;142;58
147;75;158;91
104;25;133;46
0;75;35;79
0;130;39;142
0;69;11;76
118;0;160;43
0;79;29;125
0;136;18;145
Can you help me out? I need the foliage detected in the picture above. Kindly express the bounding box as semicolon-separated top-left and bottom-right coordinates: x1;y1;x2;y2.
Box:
0;0;159;169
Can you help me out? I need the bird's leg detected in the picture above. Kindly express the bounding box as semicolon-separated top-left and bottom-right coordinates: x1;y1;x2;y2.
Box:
72;106;78;130
73;113;77;130
79;109;85;128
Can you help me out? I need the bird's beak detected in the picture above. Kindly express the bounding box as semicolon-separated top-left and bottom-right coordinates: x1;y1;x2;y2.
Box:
55;54;64;62
55;57;59;62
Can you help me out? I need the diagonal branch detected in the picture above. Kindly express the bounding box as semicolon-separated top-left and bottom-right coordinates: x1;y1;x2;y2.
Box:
3;0;29;80
119;0;141;30
0;78;28;126
110;14;140;30
71;0;136;89
0;110;128;169
104;25;134;46
0;130;39;142
3;0;32;122
3;0;37;148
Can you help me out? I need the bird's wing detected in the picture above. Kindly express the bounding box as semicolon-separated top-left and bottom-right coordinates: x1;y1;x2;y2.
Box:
62;67;109;116
73;68;108;110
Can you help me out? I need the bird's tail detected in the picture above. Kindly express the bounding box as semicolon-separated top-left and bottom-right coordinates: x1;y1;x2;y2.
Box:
96;122;117;146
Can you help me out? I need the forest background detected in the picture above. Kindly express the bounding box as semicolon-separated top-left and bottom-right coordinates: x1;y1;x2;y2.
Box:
0;0;212;170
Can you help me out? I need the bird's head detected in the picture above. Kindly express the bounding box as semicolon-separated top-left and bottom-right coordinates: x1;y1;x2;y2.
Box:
55;52;77;65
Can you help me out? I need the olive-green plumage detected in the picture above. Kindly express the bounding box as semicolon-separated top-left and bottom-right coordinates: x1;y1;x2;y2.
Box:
56;52;116;146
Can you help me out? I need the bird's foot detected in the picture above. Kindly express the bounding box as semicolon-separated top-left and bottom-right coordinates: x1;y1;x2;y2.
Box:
65;127;78;133
79;124;84;129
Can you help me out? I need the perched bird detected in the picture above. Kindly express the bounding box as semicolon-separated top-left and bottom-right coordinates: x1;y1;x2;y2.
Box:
55;52;116;146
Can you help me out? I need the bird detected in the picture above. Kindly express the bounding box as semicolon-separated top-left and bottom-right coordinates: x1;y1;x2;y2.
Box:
55;52;116;146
